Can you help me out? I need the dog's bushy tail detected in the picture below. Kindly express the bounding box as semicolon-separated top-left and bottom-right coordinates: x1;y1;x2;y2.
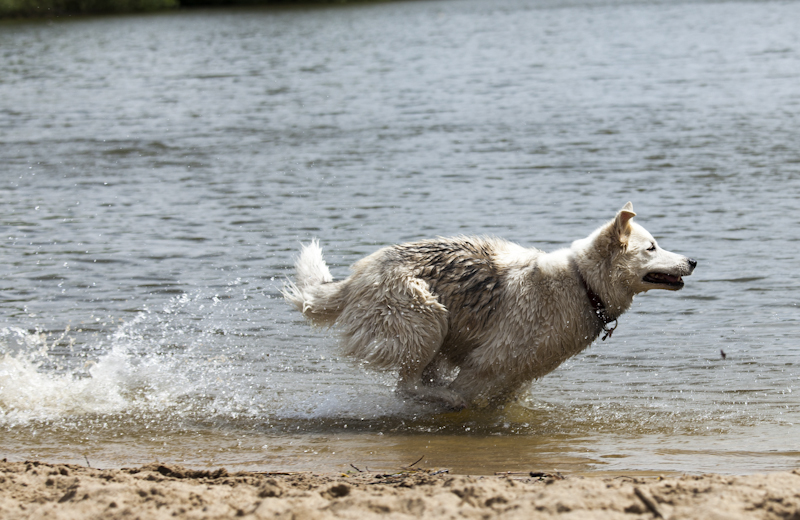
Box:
282;239;346;326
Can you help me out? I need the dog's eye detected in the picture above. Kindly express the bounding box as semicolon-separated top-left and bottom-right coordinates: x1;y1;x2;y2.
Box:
646;243;657;252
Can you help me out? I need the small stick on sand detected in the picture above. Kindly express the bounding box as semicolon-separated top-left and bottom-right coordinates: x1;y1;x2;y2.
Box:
634;487;664;518
407;455;424;468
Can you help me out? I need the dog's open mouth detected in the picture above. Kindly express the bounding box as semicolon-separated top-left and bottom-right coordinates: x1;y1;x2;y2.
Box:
643;272;684;289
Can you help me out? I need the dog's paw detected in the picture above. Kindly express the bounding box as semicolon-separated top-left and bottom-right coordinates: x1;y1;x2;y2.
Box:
444;401;467;412
397;385;468;410
432;389;468;411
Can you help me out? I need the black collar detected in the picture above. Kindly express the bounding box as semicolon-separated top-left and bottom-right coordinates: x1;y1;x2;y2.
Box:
572;261;618;341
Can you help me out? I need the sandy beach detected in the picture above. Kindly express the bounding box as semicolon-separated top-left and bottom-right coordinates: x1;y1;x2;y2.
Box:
1;460;798;519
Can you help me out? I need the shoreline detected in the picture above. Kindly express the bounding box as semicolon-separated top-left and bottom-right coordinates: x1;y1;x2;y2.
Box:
2;460;799;519
0;0;386;21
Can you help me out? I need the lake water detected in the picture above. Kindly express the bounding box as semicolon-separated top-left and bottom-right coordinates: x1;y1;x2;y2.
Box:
2;0;800;475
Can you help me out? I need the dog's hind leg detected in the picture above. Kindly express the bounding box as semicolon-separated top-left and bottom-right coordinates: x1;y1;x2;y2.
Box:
420;353;454;387
337;276;466;409
448;364;526;409
398;364;469;410
396;336;468;410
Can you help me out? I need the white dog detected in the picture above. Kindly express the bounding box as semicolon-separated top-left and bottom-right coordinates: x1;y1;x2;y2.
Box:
283;203;696;409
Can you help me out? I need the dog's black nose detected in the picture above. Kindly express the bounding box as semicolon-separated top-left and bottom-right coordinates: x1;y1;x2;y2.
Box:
688;258;697;269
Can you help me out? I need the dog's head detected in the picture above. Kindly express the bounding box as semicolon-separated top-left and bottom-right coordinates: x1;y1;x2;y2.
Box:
574;202;697;295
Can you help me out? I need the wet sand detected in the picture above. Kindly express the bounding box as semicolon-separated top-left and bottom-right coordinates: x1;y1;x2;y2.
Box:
2;460;799;519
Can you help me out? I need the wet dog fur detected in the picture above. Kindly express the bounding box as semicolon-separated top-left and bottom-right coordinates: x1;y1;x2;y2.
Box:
283;202;696;410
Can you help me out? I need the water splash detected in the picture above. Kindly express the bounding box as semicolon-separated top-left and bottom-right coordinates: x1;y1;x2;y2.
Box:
0;290;253;427
0;334;126;425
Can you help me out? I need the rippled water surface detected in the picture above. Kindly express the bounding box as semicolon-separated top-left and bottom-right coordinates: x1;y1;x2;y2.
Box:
2;0;800;475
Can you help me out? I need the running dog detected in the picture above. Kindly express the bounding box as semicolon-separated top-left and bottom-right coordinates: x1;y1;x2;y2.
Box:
283;203;696;409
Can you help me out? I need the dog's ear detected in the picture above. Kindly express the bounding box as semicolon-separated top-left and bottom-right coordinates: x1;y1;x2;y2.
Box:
612;202;636;245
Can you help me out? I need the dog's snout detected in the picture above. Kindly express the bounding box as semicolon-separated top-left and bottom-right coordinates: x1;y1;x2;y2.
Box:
687;258;697;270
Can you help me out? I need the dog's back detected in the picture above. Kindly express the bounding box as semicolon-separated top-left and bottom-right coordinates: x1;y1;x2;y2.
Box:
384;237;506;332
